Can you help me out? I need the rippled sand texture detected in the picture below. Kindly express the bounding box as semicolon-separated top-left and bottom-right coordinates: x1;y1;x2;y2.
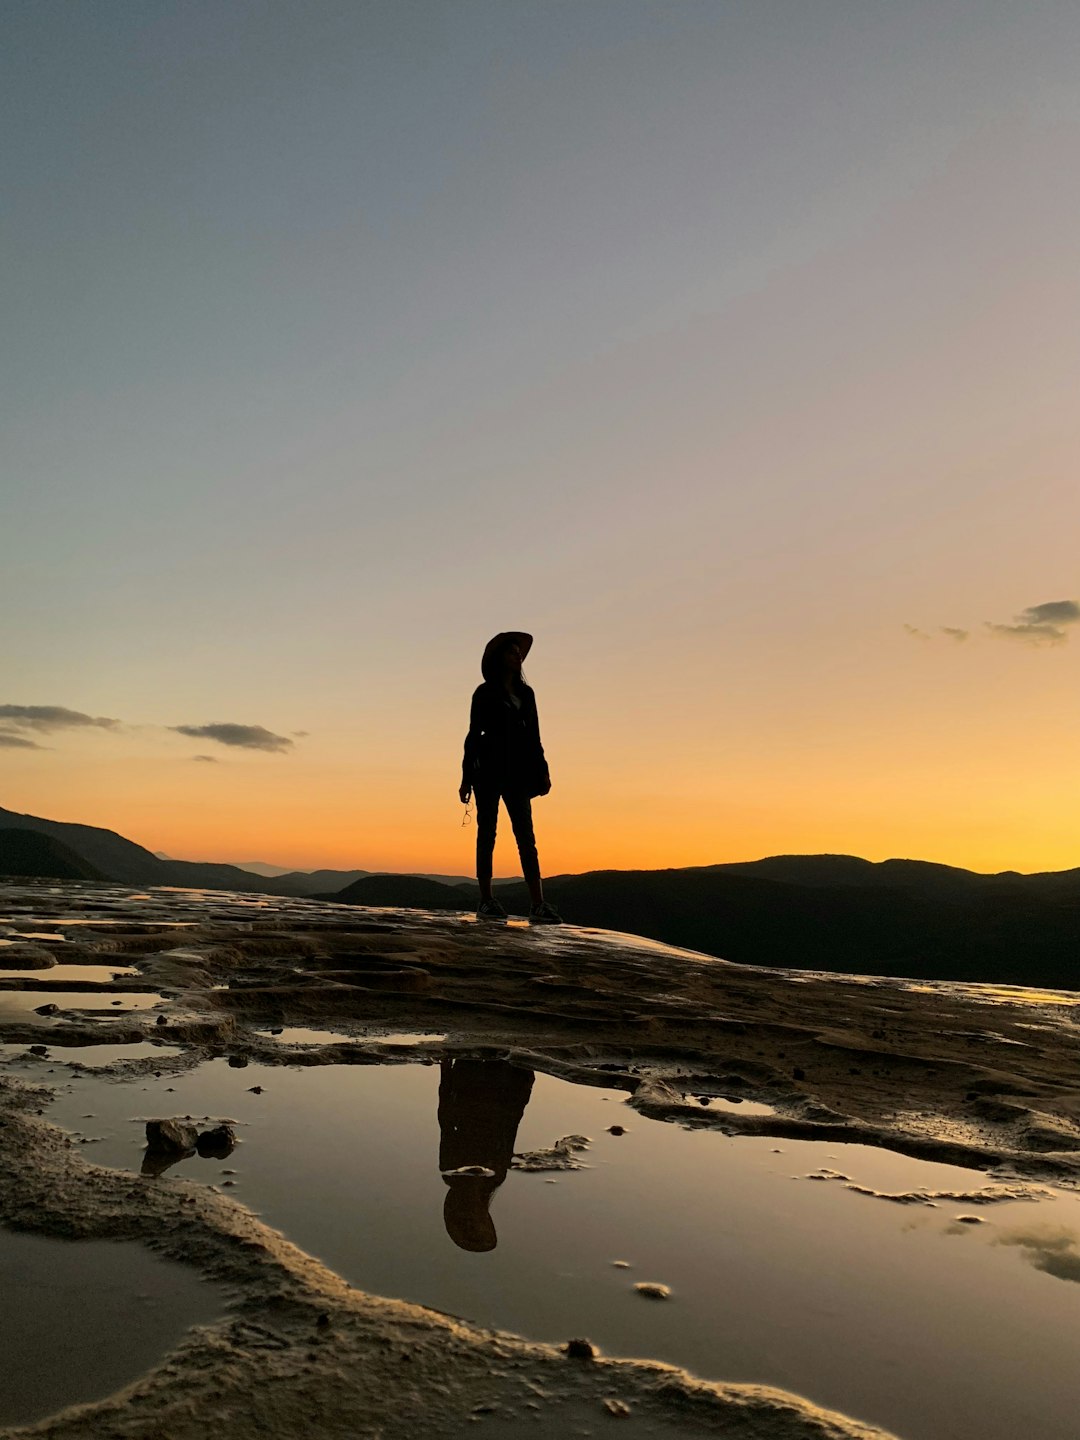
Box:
3;877;1080;1438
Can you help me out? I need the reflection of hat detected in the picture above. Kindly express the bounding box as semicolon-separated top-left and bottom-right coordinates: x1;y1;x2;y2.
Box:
443;1179;498;1252
481;632;533;681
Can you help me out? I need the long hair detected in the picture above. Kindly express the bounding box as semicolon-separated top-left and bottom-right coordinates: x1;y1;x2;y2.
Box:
480;633;528;692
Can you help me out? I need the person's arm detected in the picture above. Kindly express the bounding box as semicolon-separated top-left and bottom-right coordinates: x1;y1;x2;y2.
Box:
460;687;484;802
527;689;551;795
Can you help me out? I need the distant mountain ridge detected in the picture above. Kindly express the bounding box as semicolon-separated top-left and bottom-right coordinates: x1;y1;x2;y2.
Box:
0;806;491;895
0;805;169;885
0;828;110;882
330;859;1080;992
3;803;1079;990
332;874;466;909
230;859;477;886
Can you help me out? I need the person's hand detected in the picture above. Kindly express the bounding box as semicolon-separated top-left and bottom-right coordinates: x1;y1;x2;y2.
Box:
459;783;471;805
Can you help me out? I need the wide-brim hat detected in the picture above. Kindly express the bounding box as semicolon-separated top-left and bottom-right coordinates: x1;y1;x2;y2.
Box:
481;631;533;678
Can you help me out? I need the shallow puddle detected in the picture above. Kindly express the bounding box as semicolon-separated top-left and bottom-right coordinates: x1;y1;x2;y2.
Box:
255;1025;447;1046
0;991;165;1024
695;1096;776;1116
35;1056;1080;1440
0;964;141;984
0;1228;224;1427
255;1024;354;1044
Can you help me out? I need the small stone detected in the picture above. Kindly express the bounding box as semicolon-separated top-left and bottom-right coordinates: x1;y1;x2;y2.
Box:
564;1338;596;1360
603;1398;631;1417
607;1125;626;1136
156;1015;168;1026
315;1313;330;1328
611;1260;631;1269
29;1045;48;1056
632;1282;672;1300
247;1085;264;1094
196;1123;237;1159
955;1214;985;1225
145;1118;198;1154
34;1003;60;1016
228;1055;248;1068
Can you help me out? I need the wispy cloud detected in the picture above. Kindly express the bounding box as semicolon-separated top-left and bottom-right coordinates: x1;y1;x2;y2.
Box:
986;599;1080;647
1022;600;1080;626
0;733;46;749
171;722;294;754
0;704;122;732
907;599;1079;649
0;704;302;756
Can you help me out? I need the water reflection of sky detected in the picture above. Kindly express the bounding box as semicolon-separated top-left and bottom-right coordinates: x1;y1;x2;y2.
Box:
255;1025;447;1047
0;965;139;984
27;1057;1080;1440
0;992;164;1024
994;1225;1080;1284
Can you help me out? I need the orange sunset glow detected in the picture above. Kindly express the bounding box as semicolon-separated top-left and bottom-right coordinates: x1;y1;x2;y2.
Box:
4;2;1079;882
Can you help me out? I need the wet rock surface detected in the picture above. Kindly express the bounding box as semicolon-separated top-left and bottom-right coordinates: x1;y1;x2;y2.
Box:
0;878;1077;1192
4;877;1080;1439
512;1135;592;1173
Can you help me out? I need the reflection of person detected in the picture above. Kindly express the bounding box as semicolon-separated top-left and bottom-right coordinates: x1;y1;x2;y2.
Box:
438;1058;535;1252
459;631;562;923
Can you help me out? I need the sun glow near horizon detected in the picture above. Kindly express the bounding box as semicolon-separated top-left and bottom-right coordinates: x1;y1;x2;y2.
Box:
4;631;1080;879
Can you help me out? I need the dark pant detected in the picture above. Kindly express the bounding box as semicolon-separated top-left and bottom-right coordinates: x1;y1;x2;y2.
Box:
475;784;540;886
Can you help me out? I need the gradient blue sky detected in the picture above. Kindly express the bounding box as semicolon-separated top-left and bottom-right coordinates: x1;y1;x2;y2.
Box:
4;1;1079;873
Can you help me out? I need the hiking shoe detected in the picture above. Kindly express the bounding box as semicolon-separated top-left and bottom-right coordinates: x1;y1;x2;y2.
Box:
529;900;563;924
477;897;508;921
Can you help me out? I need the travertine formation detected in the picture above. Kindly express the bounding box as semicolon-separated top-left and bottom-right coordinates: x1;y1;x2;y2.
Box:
3;877;1079;1437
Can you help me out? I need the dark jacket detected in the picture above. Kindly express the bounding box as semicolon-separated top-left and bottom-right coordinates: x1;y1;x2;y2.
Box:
462;681;549;793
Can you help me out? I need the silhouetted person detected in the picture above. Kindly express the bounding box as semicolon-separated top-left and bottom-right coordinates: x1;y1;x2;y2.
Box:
438;1058;535;1252
460;631;562;923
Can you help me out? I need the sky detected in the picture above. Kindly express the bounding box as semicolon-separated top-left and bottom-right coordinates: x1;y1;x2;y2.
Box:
3;0;1080;877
